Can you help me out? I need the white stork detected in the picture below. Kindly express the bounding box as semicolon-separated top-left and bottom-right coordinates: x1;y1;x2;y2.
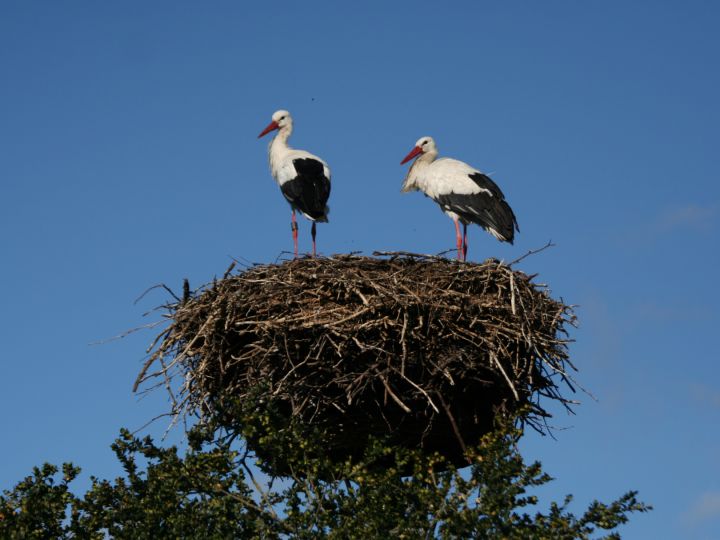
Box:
400;136;518;261
258;110;331;257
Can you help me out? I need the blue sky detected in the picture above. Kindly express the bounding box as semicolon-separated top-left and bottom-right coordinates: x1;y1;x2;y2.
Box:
1;1;719;537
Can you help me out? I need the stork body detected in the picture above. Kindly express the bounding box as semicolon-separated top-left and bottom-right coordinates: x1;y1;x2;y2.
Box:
258;110;331;257
401;136;518;261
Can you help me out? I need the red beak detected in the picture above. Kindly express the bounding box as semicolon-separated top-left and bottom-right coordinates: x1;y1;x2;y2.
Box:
258;120;279;138
400;146;423;165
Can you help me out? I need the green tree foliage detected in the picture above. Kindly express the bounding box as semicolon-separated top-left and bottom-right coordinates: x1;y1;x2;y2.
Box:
0;416;649;539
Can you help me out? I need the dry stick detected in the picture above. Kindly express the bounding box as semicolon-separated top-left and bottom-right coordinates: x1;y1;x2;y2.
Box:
272;357;310;396
352;287;370;306
437;393;469;463
133;353;163;392
373;250;451;262
133;346;185;393
91;320;167;347
400;310;408;376
393;368;440;414
330;402;347;413
159;355;179;413
380;375;411;413
426;356;455;386
509;270;517;315
231;305;348;327
312;306;373;328
491;351;520;402
222;261;236;279
509;240;555;266
134;283;181;305
130;411;176;435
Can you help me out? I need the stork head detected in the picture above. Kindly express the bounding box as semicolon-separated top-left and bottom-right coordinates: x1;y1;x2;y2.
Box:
258;110;292;138
400;136;436;165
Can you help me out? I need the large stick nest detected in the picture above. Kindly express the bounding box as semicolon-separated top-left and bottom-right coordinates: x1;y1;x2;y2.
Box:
135;252;577;473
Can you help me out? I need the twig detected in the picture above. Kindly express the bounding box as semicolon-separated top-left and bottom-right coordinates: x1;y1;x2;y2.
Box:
380;375;412;413
437;393;469;463
509;240;555;266
373;250;451;261
134;283;181;305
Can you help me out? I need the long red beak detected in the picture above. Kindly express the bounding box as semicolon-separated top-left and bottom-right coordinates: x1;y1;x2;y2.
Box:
400;146;423;165
258;121;279;138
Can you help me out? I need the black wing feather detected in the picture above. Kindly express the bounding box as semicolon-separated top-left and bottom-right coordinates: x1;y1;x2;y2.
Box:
280;158;331;221
434;172;519;244
469;172;505;199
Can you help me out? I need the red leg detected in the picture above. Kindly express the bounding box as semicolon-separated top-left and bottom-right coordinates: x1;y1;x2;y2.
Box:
311;221;317;257
291;211;298;258
454;219;463;260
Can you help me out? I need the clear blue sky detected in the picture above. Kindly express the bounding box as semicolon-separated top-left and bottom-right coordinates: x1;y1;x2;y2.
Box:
2;2;719;537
